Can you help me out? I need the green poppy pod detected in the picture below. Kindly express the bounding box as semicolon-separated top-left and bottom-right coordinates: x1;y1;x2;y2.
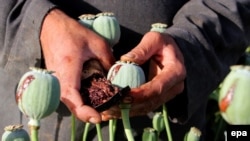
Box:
152;112;165;136
16;67;60;127
92;12;121;47
142;127;158;141
107;61;146;88
1;125;30;141
219;65;250;124
183;127;201;141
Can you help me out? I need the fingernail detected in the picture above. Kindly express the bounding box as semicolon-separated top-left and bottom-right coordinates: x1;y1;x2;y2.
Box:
121;53;136;62
89;117;98;124
123;53;135;59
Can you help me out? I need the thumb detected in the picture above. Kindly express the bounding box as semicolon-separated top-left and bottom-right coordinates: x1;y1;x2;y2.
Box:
120;32;161;65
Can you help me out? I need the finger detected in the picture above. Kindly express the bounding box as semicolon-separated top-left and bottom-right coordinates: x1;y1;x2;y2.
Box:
129;81;184;117
128;79;163;103
94;46;115;71
101;105;121;119
87;34;116;70
130;67;185;103
101;114;119;121
61;87;102;123
120;32;163;64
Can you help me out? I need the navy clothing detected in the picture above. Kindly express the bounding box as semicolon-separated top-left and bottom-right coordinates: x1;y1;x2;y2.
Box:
0;0;250;140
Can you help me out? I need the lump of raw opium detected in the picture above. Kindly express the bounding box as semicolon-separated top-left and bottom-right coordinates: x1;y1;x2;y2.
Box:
81;73;129;112
80;60;130;112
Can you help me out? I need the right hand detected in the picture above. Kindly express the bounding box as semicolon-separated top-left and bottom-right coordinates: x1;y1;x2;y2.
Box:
101;32;186;120
40;9;115;123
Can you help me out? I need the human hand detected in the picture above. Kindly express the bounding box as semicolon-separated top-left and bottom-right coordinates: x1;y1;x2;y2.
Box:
101;32;186;120
40;9;115;123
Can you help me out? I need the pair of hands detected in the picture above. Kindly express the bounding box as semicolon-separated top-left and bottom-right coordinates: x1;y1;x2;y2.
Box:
40;9;186;123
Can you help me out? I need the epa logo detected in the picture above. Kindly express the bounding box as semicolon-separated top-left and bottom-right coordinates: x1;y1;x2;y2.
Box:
231;131;247;138
225;125;250;140
225;131;249;140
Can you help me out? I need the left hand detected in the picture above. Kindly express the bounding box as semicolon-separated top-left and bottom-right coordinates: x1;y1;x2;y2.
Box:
101;32;186;120
40;9;114;123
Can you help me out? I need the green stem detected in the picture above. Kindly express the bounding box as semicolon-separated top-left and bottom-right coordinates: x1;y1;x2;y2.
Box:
162;104;172;141
82;122;91;141
109;119;117;141
121;106;134;141
30;126;39;141
71;114;76;141
96;123;103;141
28;119;40;141
214;115;227;141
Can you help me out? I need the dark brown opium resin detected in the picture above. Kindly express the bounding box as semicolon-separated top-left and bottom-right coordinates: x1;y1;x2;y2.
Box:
80;60;130;112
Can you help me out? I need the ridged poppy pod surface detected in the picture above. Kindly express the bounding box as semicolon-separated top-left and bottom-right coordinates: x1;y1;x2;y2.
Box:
219;65;250;124
107;61;146;89
152;112;165;136
15;67;60;127
92;12;121;47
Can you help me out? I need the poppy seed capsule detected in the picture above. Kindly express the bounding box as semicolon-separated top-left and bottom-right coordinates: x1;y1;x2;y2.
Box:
219;65;250;124
1;125;30;141
142;127;158;141
92;12;121;48
16;67;60;127
107;61;146;89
